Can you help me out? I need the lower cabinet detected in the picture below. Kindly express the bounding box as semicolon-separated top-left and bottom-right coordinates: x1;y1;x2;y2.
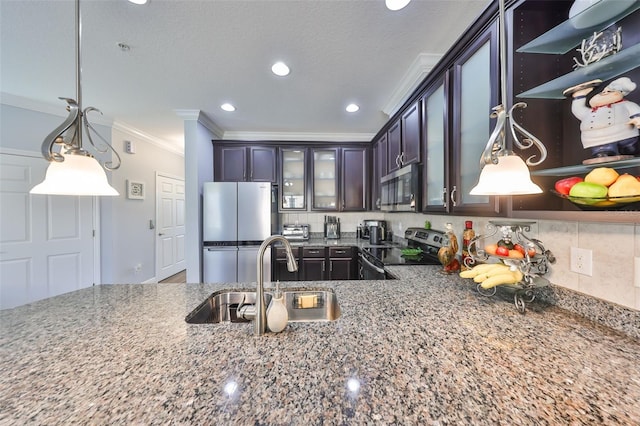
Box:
301;247;327;281
273;247;300;281
328;247;355;280
272;246;358;281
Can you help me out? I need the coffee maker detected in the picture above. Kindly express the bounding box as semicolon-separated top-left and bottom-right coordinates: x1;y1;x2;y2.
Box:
361;219;387;241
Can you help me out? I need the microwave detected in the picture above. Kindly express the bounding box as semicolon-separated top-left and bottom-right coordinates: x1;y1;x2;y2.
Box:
380;163;421;212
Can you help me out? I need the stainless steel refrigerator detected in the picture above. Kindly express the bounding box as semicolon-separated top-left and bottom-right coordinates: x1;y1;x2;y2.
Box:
202;182;278;283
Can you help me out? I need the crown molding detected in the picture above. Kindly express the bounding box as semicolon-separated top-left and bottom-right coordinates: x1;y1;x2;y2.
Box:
382;53;441;117
174;109;224;139
221;131;375;142
112;121;184;156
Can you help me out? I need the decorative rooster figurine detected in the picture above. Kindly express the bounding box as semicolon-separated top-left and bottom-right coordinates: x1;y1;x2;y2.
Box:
438;223;460;273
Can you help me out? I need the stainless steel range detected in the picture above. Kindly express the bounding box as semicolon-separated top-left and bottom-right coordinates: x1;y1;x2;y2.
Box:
358;227;448;279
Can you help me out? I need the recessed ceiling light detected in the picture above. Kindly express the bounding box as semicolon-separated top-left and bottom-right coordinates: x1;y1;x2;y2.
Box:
221;103;236;112
128;0;148;4
346;103;360;113
271;62;290;77
385;0;411;11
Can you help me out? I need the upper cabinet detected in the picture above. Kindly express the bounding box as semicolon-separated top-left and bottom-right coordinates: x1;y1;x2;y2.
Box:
214;144;277;182
420;23;500;215
280;148;307;211
387;100;422;173
311;146;368;211
371;134;388;210
312;148;338;210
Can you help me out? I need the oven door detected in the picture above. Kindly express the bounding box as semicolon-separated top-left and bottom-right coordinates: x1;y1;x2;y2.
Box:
358;251;387;280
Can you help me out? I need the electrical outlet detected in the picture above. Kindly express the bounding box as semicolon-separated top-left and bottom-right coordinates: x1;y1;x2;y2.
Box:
570;247;592;276
134;263;142;273
635;257;640;288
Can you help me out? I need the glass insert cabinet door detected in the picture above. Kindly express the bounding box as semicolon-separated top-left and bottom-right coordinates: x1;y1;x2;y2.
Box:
456;37;492;208
312;149;337;209
280;149;306;210
424;82;446;210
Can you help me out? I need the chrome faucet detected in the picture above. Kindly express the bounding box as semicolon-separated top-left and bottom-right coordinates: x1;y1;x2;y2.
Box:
237;235;298;336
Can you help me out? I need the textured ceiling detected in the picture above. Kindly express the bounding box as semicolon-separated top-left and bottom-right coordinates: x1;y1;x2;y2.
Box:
1;0;491;152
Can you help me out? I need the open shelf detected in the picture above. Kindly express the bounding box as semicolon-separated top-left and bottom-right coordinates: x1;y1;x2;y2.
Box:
517;43;640;99
531;157;640;177
517;2;640;54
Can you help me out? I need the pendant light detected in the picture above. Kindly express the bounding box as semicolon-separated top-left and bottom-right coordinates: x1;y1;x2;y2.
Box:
30;0;120;197
470;0;547;196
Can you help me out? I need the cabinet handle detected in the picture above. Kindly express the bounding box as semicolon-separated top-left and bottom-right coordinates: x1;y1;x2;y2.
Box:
450;185;457;207
322;263;325;272
395;155;401;168
442;188;447;208
308;250;320;254
330;261;333;272
399;152;406;165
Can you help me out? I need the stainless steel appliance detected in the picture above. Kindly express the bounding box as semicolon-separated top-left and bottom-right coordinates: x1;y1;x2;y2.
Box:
380;163;421;212
358;227;447;280
202;182;278;283
282;223;310;241
362;219;388;241
324;215;340;239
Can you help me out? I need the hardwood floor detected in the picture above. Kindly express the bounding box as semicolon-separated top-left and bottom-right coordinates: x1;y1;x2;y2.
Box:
159;270;187;283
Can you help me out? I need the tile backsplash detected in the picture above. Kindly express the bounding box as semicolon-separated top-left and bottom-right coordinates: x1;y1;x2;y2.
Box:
282;212;640;312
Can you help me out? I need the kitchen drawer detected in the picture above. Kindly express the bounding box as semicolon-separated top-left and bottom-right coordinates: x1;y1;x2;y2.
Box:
302;247;326;258
329;247;353;258
275;247;300;259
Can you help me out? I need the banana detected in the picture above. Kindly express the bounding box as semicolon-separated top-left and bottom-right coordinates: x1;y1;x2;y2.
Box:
480;270;523;289
473;273;488;283
483;266;512;278
459;263;507;279
459;270;478;278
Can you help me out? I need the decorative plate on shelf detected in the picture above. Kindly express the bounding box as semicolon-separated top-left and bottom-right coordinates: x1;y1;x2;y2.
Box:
551;189;640;209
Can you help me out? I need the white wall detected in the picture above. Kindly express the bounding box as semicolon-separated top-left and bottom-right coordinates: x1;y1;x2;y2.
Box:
102;127;184;283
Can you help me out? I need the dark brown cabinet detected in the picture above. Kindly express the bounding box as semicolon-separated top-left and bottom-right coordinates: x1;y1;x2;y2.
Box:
273;247;300;281
387;100;422;173
300;247;326;281
341;147;368;211
387;120;402;172
214;144;277;182
312;146;369;211
372;134;388;210
328;247;355;280
418;23;500;215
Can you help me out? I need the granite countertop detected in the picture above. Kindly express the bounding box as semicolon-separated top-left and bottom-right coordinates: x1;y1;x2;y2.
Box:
1;266;639;424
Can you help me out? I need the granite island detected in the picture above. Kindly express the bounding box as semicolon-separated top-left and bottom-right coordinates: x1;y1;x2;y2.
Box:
1;265;639;425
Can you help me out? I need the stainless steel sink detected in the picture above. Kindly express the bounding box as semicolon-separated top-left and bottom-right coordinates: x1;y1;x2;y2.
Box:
185;287;341;324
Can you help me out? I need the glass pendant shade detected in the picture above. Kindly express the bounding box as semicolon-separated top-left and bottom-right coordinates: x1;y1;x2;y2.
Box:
385;0;411;11
470;154;542;195
30;153;119;196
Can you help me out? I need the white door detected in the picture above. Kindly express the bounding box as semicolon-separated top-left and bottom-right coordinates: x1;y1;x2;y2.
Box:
156;174;186;281
0;152;96;309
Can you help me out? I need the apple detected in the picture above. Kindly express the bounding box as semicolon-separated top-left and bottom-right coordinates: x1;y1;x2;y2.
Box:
496;246;509;256
554;176;583;195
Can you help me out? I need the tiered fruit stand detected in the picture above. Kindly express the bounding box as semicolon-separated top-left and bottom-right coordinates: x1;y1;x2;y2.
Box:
467;221;556;313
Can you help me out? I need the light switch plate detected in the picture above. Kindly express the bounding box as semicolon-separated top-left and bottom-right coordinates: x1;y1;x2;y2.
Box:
570;247;593;276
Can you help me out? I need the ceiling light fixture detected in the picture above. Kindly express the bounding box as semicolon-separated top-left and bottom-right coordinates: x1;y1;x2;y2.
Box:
470;0;547;196
128;0;148;5
385;0;411;11
221;103;236;112
31;0;120;196
271;61;290;77
346;103;360;113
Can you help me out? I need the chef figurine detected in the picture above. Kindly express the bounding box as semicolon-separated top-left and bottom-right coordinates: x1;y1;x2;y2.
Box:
566;77;640;162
